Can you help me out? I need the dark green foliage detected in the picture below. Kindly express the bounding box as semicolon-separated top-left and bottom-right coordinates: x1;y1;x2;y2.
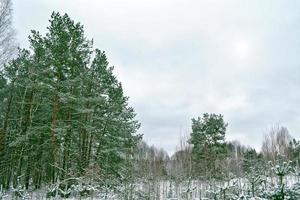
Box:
190;113;228;179
0;12;140;191
242;148;264;174
288;139;300;167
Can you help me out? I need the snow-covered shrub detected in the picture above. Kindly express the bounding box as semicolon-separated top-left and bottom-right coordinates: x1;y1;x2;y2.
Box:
12;185;25;199
0;185;7;200
260;156;296;200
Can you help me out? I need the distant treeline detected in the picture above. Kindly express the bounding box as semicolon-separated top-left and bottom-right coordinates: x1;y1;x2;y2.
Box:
136;119;300;182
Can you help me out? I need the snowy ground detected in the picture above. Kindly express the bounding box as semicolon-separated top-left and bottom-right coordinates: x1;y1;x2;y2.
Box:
1;176;299;199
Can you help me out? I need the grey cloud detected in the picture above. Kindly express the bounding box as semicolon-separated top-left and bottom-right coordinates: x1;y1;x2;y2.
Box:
13;0;300;155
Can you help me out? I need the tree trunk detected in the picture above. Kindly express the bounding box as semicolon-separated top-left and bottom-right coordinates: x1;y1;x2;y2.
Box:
50;85;60;183
0;81;15;152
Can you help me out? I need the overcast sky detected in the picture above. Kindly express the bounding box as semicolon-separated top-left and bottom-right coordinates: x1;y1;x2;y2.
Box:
13;0;300;155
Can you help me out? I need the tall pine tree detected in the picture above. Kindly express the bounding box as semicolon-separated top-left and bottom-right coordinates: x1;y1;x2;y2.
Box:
190;113;227;179
0;12;140;192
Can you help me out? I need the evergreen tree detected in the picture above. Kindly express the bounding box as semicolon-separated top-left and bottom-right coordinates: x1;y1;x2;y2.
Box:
0;12;140;194
288;138;300;167
242;148;264;174
190;113;228;179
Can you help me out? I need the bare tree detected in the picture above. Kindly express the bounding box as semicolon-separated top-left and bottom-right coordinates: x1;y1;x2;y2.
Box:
168;134;192;181
0;0;16;67
261;125;292;161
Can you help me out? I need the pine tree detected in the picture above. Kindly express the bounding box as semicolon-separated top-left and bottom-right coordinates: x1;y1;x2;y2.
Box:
242;148;264;174
0;12;140;194
190;113;228;179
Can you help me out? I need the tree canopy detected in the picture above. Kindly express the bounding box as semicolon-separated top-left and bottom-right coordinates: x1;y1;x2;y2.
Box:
190;113;227;179
0;12;141;191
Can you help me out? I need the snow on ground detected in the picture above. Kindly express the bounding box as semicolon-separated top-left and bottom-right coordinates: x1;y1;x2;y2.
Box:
1;176;299;199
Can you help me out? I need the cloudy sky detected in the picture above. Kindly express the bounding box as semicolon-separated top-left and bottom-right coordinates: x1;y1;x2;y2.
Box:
13;0;300;154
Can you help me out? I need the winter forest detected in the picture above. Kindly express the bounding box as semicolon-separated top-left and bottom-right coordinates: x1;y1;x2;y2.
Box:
1;0;300;199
